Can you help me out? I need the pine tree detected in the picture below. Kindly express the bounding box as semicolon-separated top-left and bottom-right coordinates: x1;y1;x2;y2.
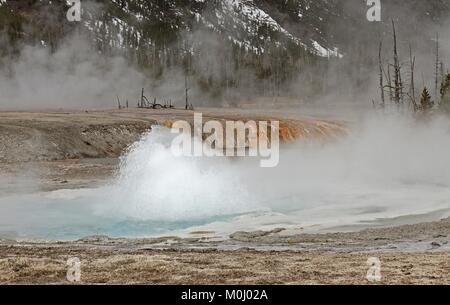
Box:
419;87;434;113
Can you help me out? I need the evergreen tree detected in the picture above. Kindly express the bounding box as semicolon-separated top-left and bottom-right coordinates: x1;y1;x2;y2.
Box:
419;87;434;113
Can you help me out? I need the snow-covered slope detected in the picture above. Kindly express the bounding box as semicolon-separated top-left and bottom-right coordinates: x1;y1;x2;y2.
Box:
1;0;449;102
76;0;342;57
2;0;449;59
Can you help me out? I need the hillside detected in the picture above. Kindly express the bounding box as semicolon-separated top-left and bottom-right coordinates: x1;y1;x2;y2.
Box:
1;0;449;104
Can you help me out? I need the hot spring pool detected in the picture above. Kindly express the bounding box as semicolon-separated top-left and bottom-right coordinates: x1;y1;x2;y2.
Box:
1;117;450;240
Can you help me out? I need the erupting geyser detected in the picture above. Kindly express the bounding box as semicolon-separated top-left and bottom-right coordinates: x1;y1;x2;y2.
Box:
1;113;450;240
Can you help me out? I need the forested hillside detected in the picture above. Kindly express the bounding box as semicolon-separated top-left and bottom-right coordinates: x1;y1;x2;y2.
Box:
1;0;449;103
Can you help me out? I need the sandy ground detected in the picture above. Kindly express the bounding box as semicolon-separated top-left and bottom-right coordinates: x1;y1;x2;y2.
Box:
0;109;449;284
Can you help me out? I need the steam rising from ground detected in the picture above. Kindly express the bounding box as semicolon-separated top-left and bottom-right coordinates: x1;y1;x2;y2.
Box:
0;35;146;110
1;113;450;239
100;113;450;223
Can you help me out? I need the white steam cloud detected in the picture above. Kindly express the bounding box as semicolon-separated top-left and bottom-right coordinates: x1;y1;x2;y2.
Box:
0;34;146;110
1;113;450;239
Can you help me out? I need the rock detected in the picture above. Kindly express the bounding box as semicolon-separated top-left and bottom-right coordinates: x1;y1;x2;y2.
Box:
431;242;441;248
230;228;286;242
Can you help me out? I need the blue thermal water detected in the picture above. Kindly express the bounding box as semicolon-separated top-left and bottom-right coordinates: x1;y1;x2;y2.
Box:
1;116;450;240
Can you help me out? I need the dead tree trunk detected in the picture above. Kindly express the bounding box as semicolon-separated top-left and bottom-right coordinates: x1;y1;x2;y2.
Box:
185;74;190;110
379;41;385;107
387;63;393;102
184;41;191;110
399;68;404;104
117;96;122;110
409;45;417;111
392;20;401;104
435;32;440;102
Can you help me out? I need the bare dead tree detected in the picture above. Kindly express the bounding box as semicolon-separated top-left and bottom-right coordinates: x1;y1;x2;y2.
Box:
379;41;385;107
435;32;440;101
117;96;122;110
399;65;404;104
139;88;152;108
409;45;417;111
184;40;191;110
185;73;190;110
387;63;393;102
140;88;145;108
152;97;163;109
392;20;402;104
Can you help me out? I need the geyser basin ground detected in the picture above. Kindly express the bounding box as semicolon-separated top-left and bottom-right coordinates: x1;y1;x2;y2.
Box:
1;108;450;284
1;109;450;242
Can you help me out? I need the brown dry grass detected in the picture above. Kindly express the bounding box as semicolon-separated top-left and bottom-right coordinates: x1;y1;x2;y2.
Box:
1;247;449;285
